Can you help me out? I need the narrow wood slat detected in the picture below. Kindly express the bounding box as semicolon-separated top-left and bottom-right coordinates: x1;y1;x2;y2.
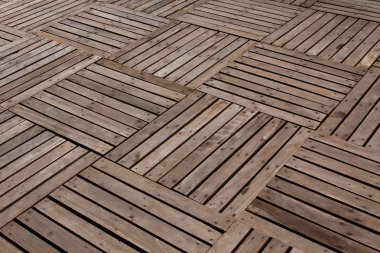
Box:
318;67;380;151
113;21;254;88
109;0;203;18
312;0;380;22
0;36;101;109
176;0;304;41
36;3;170;57
1;221;60;253
247;135;380;253
208;220;301;253
199;43;362;129
263;8;380;69
0;0;95;32
0;1;379;253
106;90;311;215
11;60;188;154
0;111;100;228
0;157;235;253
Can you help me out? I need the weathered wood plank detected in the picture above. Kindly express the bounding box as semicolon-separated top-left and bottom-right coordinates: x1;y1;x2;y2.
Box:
108;0;206;18
176;0;305;40
36;3;170;57
0;0;95;32
0;36;101;109
208;221;302;253
263;8;380;69
312;0;380;22
199;43;363;129
112;21;254;88
11;60;188;154
318;67;380;151
0;111;99;228
247;135;380;253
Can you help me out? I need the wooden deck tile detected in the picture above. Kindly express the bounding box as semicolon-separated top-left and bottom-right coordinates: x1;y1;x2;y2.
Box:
263;9;380;69
0;1;379;252
0;158;234;253
112;21;255;88
238;212;336;253
0;0;95;32
36;3;170;57
318;67;380;151
107;90;311;215
0;36;101;109
312;0;380;22
175;0;305;41
0;110;100;228
208;221;303;253
246;135;380;253
273;0;317;7
198;43;364;129
11;59;191;154
0;24;28;47
107;0;206;18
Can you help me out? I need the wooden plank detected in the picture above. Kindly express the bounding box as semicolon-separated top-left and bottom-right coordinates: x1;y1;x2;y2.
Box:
0;1;379;252
36;3;170;57
49;186;187;253
0;35;101;109
2;157;233;252
113;21;253;88
247;135;380;252
0;0;95;32
92;158;234;231
176;0;304;40
0;234;23;253
239;212;336;253
1;221;60;253
65;175;213;252
318;67;380;151
107;90;205;161
206;125;311;215
0;111;100;228
208;220;300;253
199;43;362;129
35;198;138;252
107;90;311;215
11;60;188;154
0;24;28;47
312;0;380;22
263;8;380;68
0;110;96;226
273;0;317;7
16;209;102;253
109;0;203;18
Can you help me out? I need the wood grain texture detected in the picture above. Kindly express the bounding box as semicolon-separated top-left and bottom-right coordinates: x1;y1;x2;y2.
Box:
0;36;101;109
0;0;95;32
11;59;189;154
176;0;305;41
36;3;170;57
108;0;206;18
0;111;99;228
112;21;255;88
247;134;380;253
263;8;380;69
318;67;380;151
312;0;380;22
0;1;379;252
199;43;364;129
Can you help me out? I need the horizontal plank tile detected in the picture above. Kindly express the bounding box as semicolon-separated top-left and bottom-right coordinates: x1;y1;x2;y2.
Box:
0;111;99;227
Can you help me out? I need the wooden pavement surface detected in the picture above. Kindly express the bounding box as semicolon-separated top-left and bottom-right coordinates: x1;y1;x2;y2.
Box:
0;0;379;252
